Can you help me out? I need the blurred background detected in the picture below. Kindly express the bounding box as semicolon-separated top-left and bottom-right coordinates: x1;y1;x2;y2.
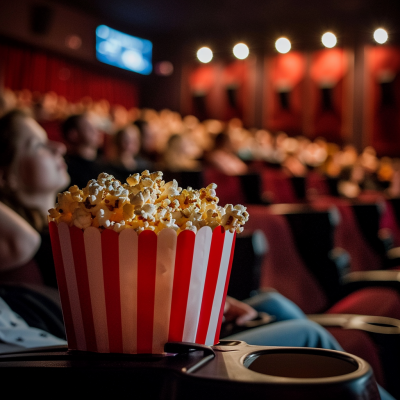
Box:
1;0;400;155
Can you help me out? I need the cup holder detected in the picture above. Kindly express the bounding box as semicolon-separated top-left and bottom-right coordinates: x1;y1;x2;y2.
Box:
244;349;358;379
241;348;380;399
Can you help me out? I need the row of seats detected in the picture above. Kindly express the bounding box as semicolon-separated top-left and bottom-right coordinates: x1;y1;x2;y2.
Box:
229;210;400;397
159;167;400;396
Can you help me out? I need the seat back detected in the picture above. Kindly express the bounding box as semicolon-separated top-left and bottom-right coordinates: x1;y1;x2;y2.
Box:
245;205;329;313
261;167;298;204
269;204;343;305
228;230;267;300
239;173;265;205
203;168;246;206
312;197;385;272
162;170;204;190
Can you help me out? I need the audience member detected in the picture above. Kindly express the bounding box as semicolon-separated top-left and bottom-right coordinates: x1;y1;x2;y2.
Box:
160;134;201;172
0;109;70;286
133;118;161;163
107;124;153;181
205;132;248;175
61;113;105;190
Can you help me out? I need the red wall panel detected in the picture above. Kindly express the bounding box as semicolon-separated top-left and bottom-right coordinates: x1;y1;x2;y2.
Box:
183;58;255;125
309;48;349;143
264;52;306;135
365;45;400;156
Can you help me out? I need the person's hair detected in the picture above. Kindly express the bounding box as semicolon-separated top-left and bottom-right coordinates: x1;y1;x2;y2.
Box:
133;119;148;137
61;114;84;143
0;109;30;170
0;109;46;231
166;134;182;149
213;132;230;150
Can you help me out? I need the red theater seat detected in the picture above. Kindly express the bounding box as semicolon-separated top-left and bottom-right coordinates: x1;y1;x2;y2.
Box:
203;168;246;206
312;196;385;272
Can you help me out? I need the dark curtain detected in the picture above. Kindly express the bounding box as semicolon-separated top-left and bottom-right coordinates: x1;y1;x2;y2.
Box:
0;44;138;108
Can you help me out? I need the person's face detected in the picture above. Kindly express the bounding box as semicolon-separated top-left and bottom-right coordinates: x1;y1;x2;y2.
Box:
11;117;70;194
77;116;103;149
120;127;140;155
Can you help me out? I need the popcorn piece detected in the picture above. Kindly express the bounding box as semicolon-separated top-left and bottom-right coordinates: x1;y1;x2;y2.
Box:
72;207;92;230
135;203;157;222
158;179;182;201
113;220;129;233
69;185;84;202
221;204;249;233
123;203;136;220
82;180;105;213
56;190;80;214
126;173;140;186
48;170;249;235
93;207;112;229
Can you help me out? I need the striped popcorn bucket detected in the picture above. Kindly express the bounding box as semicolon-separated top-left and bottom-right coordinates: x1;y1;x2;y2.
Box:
49;221;236;354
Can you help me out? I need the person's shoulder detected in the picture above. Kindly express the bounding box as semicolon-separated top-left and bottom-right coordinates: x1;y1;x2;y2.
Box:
0;202;41;271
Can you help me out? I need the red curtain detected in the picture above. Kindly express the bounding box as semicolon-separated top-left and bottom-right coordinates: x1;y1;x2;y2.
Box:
0;44;138;108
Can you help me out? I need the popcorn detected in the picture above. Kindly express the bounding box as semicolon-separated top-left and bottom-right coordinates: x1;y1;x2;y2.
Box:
48;171;249;234
72;207;92;230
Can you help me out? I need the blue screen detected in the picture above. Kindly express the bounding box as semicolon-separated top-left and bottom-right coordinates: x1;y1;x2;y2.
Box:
96;25;152;75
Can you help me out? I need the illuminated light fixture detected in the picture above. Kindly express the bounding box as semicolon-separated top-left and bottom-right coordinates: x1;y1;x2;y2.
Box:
321;32;337;48
197;47;213;63
275;37;291;54
233;43;249;59
374;28;388;44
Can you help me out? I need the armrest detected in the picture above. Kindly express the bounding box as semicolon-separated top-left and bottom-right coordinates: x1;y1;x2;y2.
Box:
341;270;400;295
386;247;400;268
307;313;400;334
309;313;400;399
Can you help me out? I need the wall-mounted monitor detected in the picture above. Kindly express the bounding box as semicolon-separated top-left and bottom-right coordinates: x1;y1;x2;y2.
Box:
96;25;152;75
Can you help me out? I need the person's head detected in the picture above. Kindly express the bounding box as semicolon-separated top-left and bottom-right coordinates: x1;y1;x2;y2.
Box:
165;134;194;157
61;113;103;154
114;125;141;156
134;119;158;155
0;109;70;227
213;132;232;151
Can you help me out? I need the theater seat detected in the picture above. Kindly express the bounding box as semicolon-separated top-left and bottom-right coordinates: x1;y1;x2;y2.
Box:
324;327;385;387
203;168;246;206
311;197;385;272
231;224;399;395
326;287;400;320
260;166;298;204
245;205;329;313
308;313;400;398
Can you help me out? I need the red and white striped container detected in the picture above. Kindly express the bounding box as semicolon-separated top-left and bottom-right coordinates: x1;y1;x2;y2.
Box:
49;221;236;354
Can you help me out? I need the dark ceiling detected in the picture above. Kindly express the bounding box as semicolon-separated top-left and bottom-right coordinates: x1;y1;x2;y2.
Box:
50;0;400;43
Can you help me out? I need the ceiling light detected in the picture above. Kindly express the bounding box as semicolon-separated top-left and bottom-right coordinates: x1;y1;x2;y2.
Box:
197;47;213;63
374;28;388;44
321;32;337;48
233;43;249;59
275;38;291;54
